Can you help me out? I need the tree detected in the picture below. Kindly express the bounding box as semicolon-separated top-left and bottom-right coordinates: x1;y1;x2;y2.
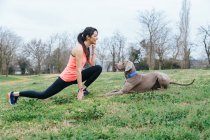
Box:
155;26;170;69
108;31;126;72
17;56;30;75
138;9;170;70
44;35;57;74
24;39;47;74
179;0;191;69
0;27;21;76
198;25;210;65
49;33;74;73
128;42;142;63
170;32;182;68
96;39;109;69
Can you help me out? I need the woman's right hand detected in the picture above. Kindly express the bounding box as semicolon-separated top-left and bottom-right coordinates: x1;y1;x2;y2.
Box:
77;90;84;100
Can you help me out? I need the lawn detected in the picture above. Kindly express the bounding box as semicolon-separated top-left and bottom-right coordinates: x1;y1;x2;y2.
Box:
0;69;210;140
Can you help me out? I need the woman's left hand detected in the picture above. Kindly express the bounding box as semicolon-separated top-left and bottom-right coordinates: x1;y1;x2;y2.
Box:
77;90;84;100
92;45;96;49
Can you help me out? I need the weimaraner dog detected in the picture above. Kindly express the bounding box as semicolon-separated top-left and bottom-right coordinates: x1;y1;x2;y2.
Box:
105;60;195;96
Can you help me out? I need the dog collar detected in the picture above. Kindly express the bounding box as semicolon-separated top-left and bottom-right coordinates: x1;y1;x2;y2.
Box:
127;71;138;79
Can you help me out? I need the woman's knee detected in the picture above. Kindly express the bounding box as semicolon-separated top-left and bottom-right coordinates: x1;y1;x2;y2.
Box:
94;65;102;72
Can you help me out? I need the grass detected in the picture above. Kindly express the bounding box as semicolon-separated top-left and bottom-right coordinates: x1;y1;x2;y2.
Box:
0;69;210;139
0;75;20;82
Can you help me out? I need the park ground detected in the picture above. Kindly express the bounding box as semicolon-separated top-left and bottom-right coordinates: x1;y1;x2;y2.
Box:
0;69;210;139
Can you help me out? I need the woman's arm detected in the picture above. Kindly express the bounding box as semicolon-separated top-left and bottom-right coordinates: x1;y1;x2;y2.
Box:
75;47;84;99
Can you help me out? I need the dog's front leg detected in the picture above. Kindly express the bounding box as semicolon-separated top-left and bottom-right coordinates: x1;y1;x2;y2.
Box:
105;82;135;96
105;90;124;96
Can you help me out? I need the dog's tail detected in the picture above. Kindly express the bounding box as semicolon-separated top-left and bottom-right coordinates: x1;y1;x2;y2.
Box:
169;79;195;86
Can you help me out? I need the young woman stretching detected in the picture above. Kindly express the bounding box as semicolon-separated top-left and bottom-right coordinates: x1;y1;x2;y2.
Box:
8;27;102;105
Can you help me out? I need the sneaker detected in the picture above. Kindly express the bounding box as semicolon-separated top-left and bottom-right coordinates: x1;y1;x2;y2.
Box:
78;88;90;96
83;89;90;96
8;92;18;105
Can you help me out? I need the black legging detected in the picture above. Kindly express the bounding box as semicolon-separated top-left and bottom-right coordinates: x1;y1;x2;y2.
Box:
19;65;102;99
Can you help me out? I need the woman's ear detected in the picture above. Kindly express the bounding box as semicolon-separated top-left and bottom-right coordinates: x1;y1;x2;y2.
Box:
86;35;90;40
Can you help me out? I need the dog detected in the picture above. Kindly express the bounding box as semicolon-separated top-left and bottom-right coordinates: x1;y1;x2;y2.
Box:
105;60;195;96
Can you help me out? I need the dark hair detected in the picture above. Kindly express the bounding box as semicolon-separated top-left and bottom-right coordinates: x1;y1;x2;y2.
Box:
77;27;98;60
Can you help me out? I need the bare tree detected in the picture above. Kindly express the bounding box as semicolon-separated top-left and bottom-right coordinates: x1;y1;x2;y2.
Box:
17;56;30;75
114;32;126;62
155;26;170;69
101;37;113;71
138;9;170;70
50;33;75;73
128;42;142;63
179;0;191;69
107;31;126;72
44;35;57;73
0;27;4;74
24;39;47;74
198;25;210;65
170;32;182;67
0;27;21;76
96;39;109;69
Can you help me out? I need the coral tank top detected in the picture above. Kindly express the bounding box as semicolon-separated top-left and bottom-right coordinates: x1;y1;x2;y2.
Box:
60;51;87;82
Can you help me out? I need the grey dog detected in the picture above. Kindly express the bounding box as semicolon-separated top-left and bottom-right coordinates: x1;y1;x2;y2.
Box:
105;60;195;96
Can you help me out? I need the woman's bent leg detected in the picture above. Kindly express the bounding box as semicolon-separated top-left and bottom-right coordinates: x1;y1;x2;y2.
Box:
82;65;102;87
19;77;72;99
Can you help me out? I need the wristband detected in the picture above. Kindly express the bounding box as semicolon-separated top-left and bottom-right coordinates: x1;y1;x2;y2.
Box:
79;87;83;91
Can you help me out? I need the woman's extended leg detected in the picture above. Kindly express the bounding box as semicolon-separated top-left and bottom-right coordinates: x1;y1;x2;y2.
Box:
19;77;72;99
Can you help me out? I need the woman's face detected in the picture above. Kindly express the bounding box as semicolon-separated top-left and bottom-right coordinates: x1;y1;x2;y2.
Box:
89;31;98;45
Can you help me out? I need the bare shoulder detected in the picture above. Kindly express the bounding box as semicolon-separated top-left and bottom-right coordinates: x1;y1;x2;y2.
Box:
72;44;83;56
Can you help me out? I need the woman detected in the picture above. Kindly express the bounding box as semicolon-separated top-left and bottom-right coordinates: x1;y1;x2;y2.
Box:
8;27;102;105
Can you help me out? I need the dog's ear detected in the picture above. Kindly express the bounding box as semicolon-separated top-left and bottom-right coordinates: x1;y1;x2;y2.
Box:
125;61;133;72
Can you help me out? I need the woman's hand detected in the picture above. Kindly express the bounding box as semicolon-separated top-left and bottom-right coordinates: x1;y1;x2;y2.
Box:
91;45;96;51
77;90;84;100
92;44;96;48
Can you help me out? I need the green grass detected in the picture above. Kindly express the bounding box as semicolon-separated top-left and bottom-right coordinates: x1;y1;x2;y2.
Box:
0;70;210;140
0;75;20;82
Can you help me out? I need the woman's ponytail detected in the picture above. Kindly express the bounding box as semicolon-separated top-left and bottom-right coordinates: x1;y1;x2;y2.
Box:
77;32;89;60
77;27;98;60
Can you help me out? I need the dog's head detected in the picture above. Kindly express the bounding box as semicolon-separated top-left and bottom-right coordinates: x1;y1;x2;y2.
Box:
115;60;136;72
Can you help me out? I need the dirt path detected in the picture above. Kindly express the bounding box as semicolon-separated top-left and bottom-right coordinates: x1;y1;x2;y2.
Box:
0;74;59;86
0;78;30;86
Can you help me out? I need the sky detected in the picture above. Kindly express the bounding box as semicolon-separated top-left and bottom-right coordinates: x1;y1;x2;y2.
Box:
0;0;210;59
